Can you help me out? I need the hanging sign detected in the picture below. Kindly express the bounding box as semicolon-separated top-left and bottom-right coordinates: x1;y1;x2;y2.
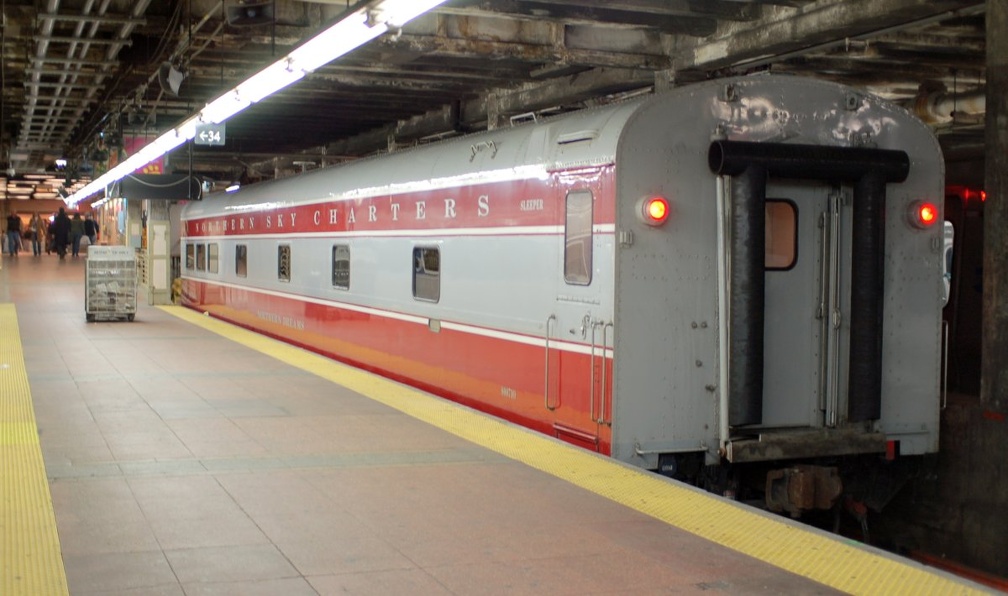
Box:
195;123;226;146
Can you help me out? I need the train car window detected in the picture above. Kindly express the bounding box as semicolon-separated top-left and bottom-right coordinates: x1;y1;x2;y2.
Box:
196;243;206;272
564;190;593;285
412;247;440;302
332;244;350;290
236;244;248;278
278;245;291;282
185;243;195;271
765;200;797;270
208;243;219;274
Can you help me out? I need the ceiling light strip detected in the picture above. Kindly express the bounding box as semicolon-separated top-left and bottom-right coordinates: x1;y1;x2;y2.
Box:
66;0;446;206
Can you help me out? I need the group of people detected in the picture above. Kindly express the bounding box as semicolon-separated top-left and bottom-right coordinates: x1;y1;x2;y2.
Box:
4;209;100;259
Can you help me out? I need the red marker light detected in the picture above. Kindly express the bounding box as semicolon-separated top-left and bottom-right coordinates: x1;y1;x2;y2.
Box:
907;201;939;228
639;196;670;226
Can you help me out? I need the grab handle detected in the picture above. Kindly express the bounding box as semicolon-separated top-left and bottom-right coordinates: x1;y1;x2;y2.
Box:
544;314;557;410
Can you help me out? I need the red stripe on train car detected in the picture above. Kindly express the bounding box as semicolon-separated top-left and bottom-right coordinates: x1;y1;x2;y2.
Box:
182;278;614;455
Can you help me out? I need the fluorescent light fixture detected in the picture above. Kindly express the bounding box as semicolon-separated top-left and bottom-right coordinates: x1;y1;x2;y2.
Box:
371;0;448;28
200;90;250;125
237;60;306;103
288;11;385;73
176;116;201;141
65;0;449;206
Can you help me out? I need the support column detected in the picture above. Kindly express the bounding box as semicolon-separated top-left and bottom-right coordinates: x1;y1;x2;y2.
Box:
144;200;172;305
654;69;676;93
982;0;1008;412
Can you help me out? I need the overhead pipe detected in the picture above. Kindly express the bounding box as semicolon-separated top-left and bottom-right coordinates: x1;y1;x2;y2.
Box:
708;140;910;426
912;87;986;124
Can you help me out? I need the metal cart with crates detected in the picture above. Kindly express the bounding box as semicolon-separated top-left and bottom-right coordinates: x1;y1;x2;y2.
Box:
85;245;138;322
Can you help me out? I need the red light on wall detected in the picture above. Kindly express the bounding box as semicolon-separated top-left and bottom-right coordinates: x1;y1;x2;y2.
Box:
907;201;939;229
960;187;986;203
638;196;670;226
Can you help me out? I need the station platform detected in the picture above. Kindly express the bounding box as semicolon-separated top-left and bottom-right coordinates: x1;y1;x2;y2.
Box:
0;252;992;595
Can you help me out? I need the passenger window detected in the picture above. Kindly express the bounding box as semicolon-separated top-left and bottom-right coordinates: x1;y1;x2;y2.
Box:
412;246;440;302
278;245;291;282
332;244;350;290
236;244;247;278
564;190;593;285
196;243;206;272
185;243;195;271
208;243;219;274
765;200;797;270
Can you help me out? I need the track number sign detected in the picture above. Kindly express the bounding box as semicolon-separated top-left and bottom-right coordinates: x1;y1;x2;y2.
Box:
195;123;226;146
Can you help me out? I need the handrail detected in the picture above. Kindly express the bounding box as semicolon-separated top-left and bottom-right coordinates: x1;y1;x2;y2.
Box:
942;320;949;410
544;314;557;410
599;321;614;425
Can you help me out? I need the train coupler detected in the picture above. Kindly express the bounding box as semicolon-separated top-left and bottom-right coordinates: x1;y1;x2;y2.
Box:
765;464;843;518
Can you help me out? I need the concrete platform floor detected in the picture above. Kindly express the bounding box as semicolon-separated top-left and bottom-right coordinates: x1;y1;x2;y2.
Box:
0;251;985;595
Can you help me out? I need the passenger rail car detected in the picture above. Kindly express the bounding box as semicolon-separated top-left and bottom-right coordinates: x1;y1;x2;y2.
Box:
181;75;946;516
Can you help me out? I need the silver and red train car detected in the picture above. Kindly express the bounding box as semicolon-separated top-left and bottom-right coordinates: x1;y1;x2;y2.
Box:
181;74;946;515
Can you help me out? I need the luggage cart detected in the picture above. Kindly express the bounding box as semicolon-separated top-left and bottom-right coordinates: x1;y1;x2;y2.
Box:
85;245;137;322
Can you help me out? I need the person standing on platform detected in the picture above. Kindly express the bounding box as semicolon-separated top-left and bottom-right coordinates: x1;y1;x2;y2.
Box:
52;208;71;260
84;213;99;246
69;212;85;258
29;213;45;256
6;212;22;256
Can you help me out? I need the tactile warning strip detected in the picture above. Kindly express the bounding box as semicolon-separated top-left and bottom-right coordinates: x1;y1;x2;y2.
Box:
162;305;985;595
0;304;69;596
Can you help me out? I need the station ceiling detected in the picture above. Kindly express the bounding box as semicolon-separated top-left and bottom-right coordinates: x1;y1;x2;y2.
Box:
0;0;989;197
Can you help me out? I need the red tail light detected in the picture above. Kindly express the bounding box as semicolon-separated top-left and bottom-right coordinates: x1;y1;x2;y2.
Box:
638;196;670;226
908;201;939;229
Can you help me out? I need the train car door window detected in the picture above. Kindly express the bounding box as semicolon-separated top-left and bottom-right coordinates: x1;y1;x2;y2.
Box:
208;243;219;274
196;243;206;272
412;246;440;302
236;244;248;278
185;243;195;271
564;190;593;285
278;245;291;282
766;200;797;270
332;244;350;290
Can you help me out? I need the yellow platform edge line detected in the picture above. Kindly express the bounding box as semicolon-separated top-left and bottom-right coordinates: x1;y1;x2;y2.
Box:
160;305;986;596
0;304;70;596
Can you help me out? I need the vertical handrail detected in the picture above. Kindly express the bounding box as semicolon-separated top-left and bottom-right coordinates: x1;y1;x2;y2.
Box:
941;320;949;410
589;320;598;421
599;321;614;425
715;175;730;451
544;314;557;410
824;193;843;427
817;211;831;415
